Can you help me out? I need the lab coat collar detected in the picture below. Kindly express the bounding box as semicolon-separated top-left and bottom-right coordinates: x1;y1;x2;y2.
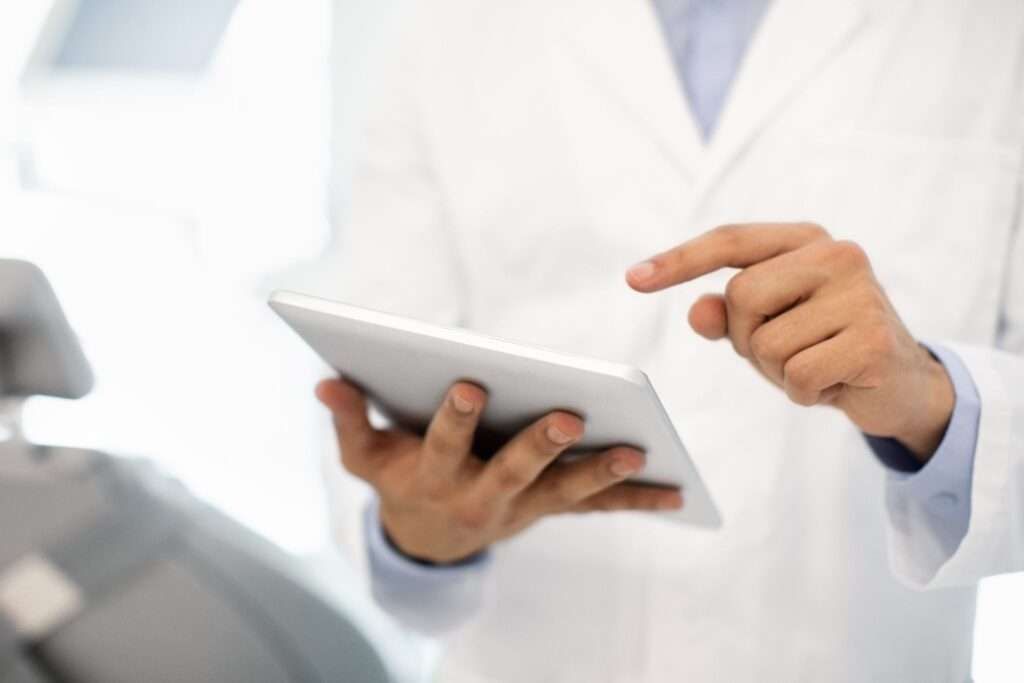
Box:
696;0;872;204
552;0;871;200
554;0;706;182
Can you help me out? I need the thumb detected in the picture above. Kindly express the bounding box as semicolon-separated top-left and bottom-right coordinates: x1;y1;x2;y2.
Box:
688;293;729;340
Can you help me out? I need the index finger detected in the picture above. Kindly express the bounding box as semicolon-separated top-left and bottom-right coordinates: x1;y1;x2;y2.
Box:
626;222;829;292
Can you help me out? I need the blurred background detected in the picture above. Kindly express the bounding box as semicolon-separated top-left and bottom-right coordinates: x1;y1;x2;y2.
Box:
0;2;1020;681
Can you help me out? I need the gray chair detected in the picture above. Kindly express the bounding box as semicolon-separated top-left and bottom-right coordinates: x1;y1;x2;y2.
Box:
0;259;392;683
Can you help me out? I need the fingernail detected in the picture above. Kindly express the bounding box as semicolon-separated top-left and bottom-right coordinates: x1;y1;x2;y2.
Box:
610;456;642;478
547;424;574;445
627;260;657;282
451;394;475;414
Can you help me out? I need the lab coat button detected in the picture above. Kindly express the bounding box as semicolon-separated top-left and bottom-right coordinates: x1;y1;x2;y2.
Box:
928;492;959;513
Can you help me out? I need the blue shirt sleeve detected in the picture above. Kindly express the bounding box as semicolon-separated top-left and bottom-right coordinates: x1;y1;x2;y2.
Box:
865;343;982;549
364;497;491;633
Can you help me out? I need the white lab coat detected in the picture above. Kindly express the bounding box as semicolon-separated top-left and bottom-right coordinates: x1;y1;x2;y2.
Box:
321;0;1024;680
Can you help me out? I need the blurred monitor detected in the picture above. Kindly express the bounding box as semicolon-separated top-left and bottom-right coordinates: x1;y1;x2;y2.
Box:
26;0;240;78
17;0;242;207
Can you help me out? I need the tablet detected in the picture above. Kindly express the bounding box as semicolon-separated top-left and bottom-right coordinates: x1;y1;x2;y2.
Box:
269;290;721;528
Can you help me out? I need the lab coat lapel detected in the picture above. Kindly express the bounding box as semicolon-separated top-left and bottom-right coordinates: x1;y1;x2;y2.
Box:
553;0;705;182
693;0;871;204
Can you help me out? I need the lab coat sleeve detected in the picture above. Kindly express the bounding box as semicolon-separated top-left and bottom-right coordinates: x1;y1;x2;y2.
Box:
364;498;492;634
879;346;981;586
315;12;490;630
885;172;1024;589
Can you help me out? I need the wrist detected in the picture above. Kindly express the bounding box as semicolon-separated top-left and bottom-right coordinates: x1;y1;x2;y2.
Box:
894;349;955;462
379;505;484;566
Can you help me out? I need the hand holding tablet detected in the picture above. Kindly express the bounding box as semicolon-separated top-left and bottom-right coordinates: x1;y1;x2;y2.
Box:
315;377;680;563
270;291;720;563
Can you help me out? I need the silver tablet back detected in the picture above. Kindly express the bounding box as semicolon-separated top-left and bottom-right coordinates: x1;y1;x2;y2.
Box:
270;290;721;528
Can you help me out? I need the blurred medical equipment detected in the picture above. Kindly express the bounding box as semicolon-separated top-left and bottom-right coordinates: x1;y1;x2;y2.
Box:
0;259;391;683
12;0;330;279
17;0;241;207
28;0;240;74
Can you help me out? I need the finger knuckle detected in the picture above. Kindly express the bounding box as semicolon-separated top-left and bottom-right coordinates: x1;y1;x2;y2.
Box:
713;223;743;241
546;472;577;507
785;386;818;407
858;286;889;317
632;491;658;510
785;359;813;388
724;273;753;309
831;240;869;269
453;502;490;532
419;478;451;504
424;432;457;458
604;488;634;509
783;357;817;403
798;221;830;240
493;459;530;492
749;328;779;362
591;459;616;488
639;492;663;510
729;336;749;360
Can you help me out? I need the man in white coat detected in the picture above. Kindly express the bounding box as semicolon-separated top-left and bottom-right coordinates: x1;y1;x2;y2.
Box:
316;0;1024;680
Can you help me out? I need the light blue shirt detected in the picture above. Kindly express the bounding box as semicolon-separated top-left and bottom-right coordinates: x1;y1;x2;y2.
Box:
364;0;981;610
867;344;980;555
653;0;772;138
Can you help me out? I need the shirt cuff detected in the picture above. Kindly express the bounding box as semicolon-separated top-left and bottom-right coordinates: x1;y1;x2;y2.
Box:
365;496;491;577
866;343;982;548
363;497;491;633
